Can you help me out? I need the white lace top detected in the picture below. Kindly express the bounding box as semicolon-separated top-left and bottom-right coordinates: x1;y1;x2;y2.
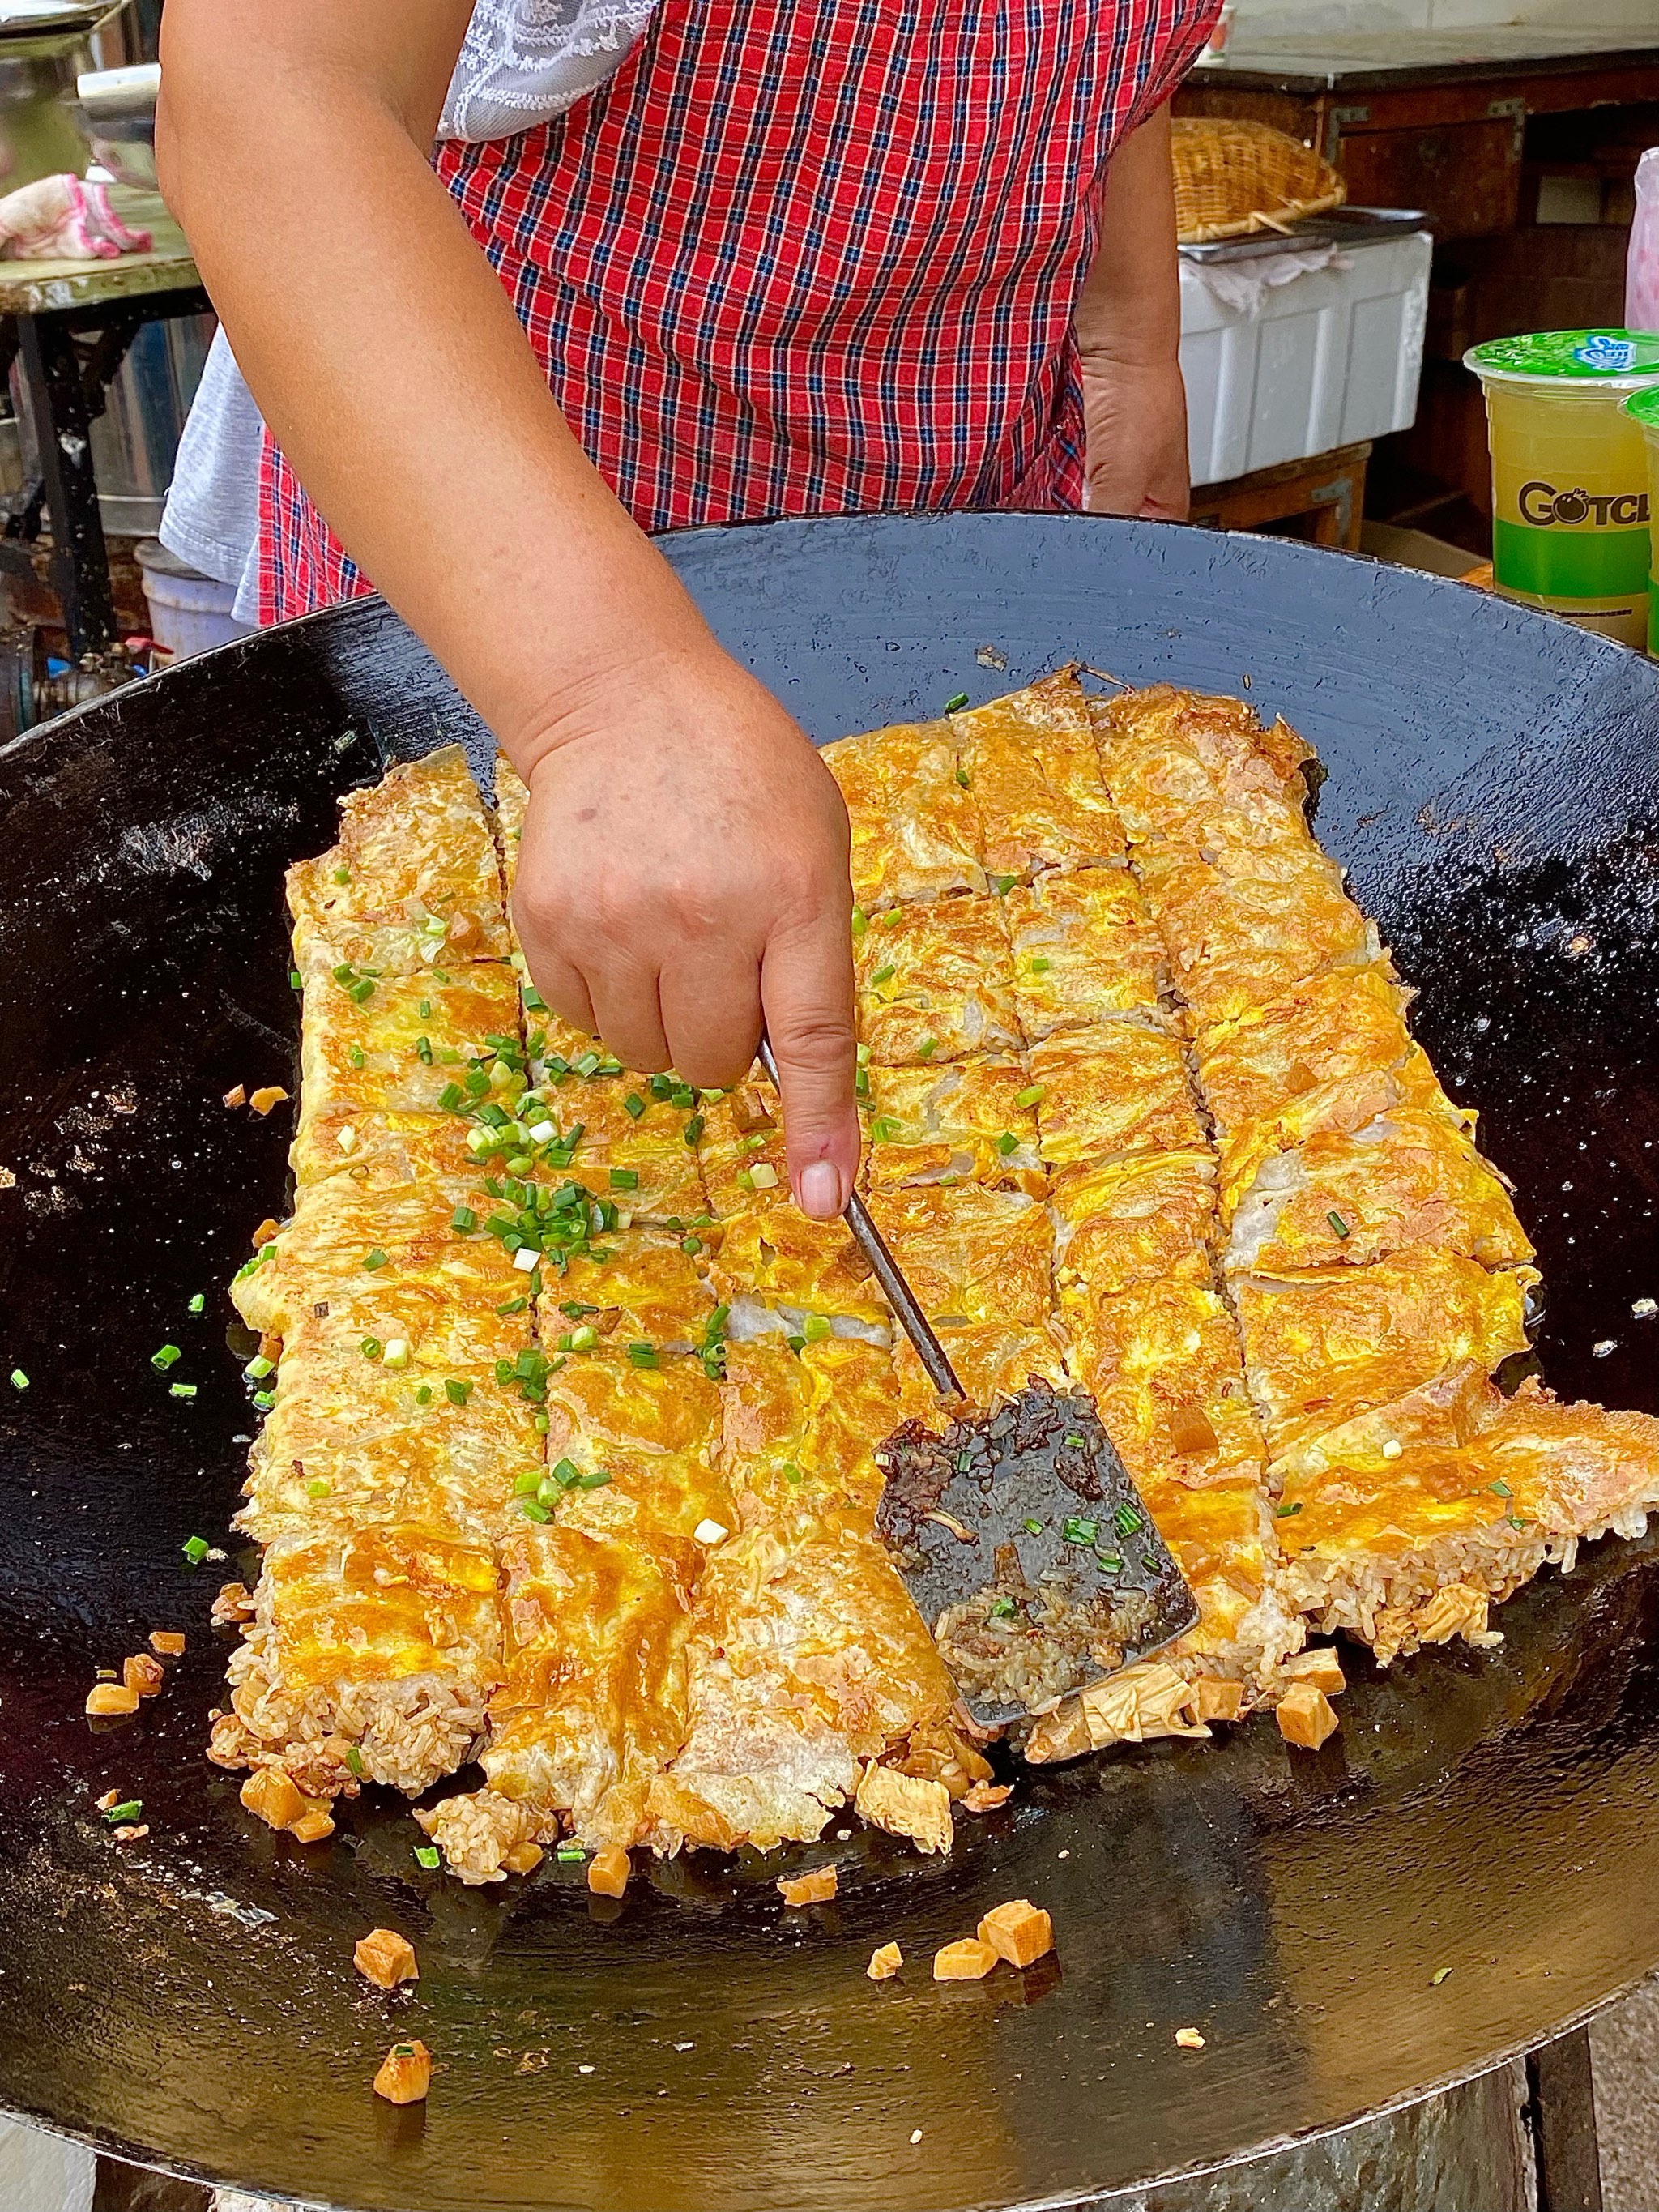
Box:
437;0;662;142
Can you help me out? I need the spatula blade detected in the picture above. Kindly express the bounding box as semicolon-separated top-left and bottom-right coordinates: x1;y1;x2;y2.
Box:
874;1377;1200;1727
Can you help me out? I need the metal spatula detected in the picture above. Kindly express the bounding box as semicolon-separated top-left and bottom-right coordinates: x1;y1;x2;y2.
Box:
757;1043;1199;1727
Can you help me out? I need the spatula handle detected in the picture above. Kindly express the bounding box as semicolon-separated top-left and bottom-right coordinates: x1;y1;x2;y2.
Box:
756;1039;965;1403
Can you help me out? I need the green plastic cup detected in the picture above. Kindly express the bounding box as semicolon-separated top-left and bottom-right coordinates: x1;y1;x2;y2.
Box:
1623;386;1659;657
1466;330;1659;650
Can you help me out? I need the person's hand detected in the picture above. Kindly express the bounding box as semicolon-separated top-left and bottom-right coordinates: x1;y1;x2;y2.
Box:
510;640;859;1221
1079;352;1190;520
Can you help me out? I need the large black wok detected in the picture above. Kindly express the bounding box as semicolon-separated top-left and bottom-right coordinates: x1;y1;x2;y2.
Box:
2;513;1658;2212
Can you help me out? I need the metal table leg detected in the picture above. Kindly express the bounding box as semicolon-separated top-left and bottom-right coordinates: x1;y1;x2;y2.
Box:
15;308;117;659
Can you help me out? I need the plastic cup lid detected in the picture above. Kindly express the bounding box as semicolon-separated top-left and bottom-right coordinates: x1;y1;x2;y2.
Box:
1624;388;1659;428
1465;330;1659;387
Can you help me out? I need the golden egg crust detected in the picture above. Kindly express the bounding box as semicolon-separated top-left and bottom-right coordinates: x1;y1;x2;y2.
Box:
1003;868;1166;1040
950;668;1124;881
823;716;985;909
1051;1150;1218;1301
861;1057;1044;1194
1027;1023;1205;1166
855;894;1021;1065
867;1184;1054;1329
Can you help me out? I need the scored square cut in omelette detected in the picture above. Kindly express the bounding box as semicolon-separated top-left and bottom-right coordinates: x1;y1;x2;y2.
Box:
540;1074;710;1227
1051;1149;1218;1303
1064;1276;1272;1493
718;1338;902;1524
822;715;986;910
237;1330;544;1546
892;1318;1068;1424
854;894;1022;1065
707;1199;889;1333
1091;682;1316;849
949;668;1124;880
1002;867;1168;1040
288;745;511;980
290;960;525;1186
208;1522;503;1799
860;1056;1045;1195
866;1183;1054;1330
1026;1023;1205;1167
1193;963;1469;1222
1134;834;1380;1038
1234;1249;1536;1467
696;1082;788;1219
535;1228;715;1358
1224;1104;1533;1277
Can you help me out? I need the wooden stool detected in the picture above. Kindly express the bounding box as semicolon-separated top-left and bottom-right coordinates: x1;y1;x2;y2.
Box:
1190;439;1372;551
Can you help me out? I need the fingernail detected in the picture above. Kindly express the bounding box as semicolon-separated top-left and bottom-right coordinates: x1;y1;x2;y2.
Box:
798;1160;843;1221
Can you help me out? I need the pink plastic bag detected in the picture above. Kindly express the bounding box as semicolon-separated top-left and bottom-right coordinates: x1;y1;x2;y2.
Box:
1629;147;1659;334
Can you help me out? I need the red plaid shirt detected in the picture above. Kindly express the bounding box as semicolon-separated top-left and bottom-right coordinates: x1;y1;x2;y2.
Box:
258;0;1218;621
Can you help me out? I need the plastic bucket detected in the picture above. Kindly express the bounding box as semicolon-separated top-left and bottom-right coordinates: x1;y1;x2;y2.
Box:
1465;328;1659;649
134;536;251;660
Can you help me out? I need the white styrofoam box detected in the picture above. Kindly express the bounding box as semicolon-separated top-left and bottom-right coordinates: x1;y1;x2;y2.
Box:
1180;230;1431;488
0;2120;94;2212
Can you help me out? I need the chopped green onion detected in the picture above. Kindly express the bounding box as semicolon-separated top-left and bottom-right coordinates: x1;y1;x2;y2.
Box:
1327;1211;1351;1240
445;1378;472;1406
288;969;302;991
1489;1478;1512;1498
783;1462;804;1485
522;985;548;1014
416;1036;433;1065
345;1746;365;1779
1094;1550;1124;1573
102;1799;143;1824
414;1845;441;1871
1064;1433;1085;1449
850;907;868;937
991;873;1018;895
251;1389;275;1411
1061;1517;1098;1545
681;1235;702;1257
151;1343;181;1373
557;1844;586;1863
1012;1083;1042;1108
1431;1965;1453;1986
871;1116;903;1143
437;1081;465;1112
416;1384;433;1405
417;998;433;1019
786;1334;806;1353
684;1113;705;1147
244;1353;274;1381
551;1458;581;1489
169;1381;198;1399
995;1131;1018;1155
181;1536;210;1566
1111;1501;1142;1539
451;1204;477;1232
348;1044;365;1069
8;1368;28;1390
496;1294;528;1315
915;1037;938;1061
1275;1501;1303;1518
513;1471;542;1496
306;1478;331;1499
346;977;375;1004
331;865;351;886
870;963;896;987
627;1343;659;1369
362;1248;389;1271
577;1469;611;1490
800;1314;831;1343
1028;955;1051;975
608;1168;639;1190
187;1293;205;1316
987;1595;1015;1618
955;765;970;788
944;691;969;712
519;1498;551;1523
360;1338;382;1361
1021;1517;1043;1535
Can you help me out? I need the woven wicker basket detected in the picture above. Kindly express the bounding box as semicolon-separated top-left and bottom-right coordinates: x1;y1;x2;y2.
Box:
1171;117;1346;245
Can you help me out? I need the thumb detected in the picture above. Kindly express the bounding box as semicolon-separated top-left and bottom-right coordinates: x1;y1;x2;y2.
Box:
760;916;860;1222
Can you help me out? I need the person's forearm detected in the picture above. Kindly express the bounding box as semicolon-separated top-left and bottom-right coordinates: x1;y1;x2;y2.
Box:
1075;102;1180;371
156;6;707;774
